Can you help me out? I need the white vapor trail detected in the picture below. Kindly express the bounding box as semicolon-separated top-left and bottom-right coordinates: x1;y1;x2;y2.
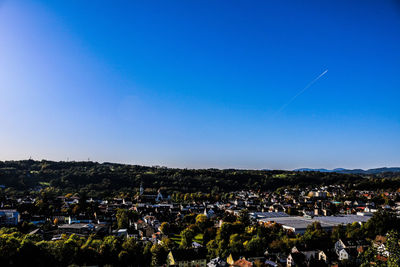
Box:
275;69;328;115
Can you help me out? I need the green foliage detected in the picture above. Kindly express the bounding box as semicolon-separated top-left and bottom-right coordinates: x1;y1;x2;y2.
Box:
359;245;387;267
180;228;195;248
0;228;154;266
116;209;129;229
245;236;265;256
160;222;170;235
0;160;369;195
150;243;168;266
238;209;250;226
362;210;400;238
331;224;346;241
301;222;331;249
387;230;400;267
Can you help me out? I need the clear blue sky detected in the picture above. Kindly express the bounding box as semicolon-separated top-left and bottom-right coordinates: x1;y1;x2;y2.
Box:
1;0;399;169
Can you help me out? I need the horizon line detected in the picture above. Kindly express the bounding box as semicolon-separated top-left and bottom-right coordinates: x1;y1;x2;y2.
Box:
0;157;398;172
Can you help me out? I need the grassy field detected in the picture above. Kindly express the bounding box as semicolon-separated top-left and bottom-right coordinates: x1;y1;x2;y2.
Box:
170;233;203;246
170;234;182;245
193;233;203;243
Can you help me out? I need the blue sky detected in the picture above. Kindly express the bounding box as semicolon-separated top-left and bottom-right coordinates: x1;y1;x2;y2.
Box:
0;0;399;169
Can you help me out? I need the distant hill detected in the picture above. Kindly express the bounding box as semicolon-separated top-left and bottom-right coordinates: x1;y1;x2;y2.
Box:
294;168;332;173
294;167;400;174
0;159;366;194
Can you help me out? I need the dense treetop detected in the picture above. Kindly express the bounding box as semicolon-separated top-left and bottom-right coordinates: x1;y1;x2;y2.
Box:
1;160;399;198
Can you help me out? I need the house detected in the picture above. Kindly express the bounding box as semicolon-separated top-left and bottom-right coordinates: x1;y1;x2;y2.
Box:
264;247;287;265
112;228;128;238
167;248;207;267
334;238;368;255
338;248;349;261
156;189;164;202
373;235;389;258
232;257;253;267
204;208;216;219
337;248;358;261
321;208;331;216
139;226;155;238
226;254;253;266
134;219;147;230
192;241;203;248
291;245;318;261
318;250;337;265
207;257;228;267
287;252;306;267
0;209;19;225
226;254;236;265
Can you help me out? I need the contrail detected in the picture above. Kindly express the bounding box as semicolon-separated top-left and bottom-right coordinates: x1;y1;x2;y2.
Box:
275;69;328;115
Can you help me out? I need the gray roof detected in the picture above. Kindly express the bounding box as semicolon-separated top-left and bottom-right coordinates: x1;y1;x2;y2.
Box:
314;215;371;225
251;212;289;219
259;215;372;232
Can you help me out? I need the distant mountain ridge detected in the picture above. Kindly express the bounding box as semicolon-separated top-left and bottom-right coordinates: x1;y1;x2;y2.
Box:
294;167;400;174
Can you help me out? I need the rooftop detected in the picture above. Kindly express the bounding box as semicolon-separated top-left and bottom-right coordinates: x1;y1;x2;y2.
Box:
260;215;372;232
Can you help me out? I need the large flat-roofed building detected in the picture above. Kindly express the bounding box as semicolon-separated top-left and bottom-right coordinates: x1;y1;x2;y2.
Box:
259;216;331;234
57;223;108;236
259;215;372;234
314;215;371;225
250;211;289;220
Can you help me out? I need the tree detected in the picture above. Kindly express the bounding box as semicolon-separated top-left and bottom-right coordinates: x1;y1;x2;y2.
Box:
238;209;250;226
206;239;218;259
302;222;331;250
203;227;216;246
60;235;80;265
229;233;244;256
180;228;195;248
387;230;400;267
219;222;233;241
362;210;400;238
121;237;146;266
245;236;265;256
116;209;129;229
160;222;170;235
183;213;197;225
195;214;210;231
222;212;236;223
118;250;129;265
331;225;346;241
150;243;167;266
0;234;20;265
359;245;387;267
161;237;174;250
196;214;207;224
346;222;362;240
99;236;122;265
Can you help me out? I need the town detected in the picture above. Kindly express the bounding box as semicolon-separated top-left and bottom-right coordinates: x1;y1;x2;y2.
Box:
1;161;400;266
2;0;399;266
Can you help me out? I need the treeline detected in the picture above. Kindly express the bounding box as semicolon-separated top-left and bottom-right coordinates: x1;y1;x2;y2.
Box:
2;210;400;266
179;210;400;261
0;160;399;197
0;228;154;267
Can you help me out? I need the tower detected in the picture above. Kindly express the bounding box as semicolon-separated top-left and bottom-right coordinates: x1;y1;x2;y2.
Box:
139;182;144;196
